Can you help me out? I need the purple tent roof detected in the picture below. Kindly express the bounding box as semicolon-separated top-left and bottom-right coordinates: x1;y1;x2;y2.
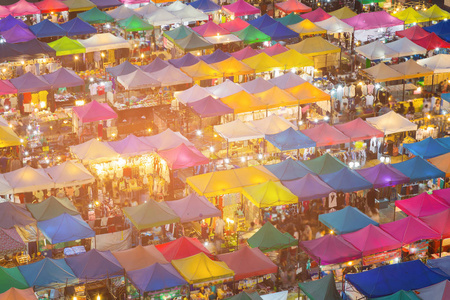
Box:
42;68;84;89
379;216;440;244
282;173;334;201
10;72;50;93
395;192;449;217
356;163;409;189
141;57;169;73
343;11;403;31
200;49;231;64
231;46;259;60
0;15;27;32
169;53;201;68
188;95;233;118
165;193;221;223
1;24;35;43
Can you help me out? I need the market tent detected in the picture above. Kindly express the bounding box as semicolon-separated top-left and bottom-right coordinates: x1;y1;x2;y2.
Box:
266;127;316;151
421;4;450;21
78;7;114;24
78;33;131;52
319;206;378;235
372;290;420;300
158;143;208;170
264;158;314;181
242;180;298;208
288;19;326;37
276;0;311;14
356;163;410;189
220;17;249;32
169;53;200;69
233;25;271;44
247;221;297;252
299;273;342;300
172;252;234;283
165;194;221;223
355;40;398;60
123;199;180;230
29;20;66;38
193;21;229;37
34;0;68;13
220;90;268;113
269;72;306;89
47;36;86;56
206;79;244;98
69;138;119;163
127;263;187;293
390;59;433;79
42;67;84;89
0;80;17;95
214;119;264;142
26;196;79;222
277;13;304;26
134;3;158;18
0;267;28;294
118;15;153;32
1;25;35;44
59;18;97;37
0;202;34;229
433;188;450;206
429;153;450;176
200;49;232;64
65;249;124;280
395;193;449;218
222;0;260;17
403;137;450;159
44;160;95;188
180;60;221;80
91;0;122;9
303;153;346;175
242;52;283;73
151;64;193;87
427;257;450;277
258;43;288;56
4;166;53;194
108;134;155;156
301;123;350;147
249;114;296;135
320;168;372;193
343;11;403;31
328;6;357;19
418;54;450;73
117;69;160;90
255;86;299;107
287;36;340;56
141;57;169;73
248;14;277;29
164;26;194;43
231;46;259;60
334;118;383;142
299;234;361;265
414;280;450;300
211;57;254;76
113;245;169;272
174;32;214;52
0;287;36;300
146;7;181;26
315;16;354;34
241;77;274;93
366;111;417;134
227;292;264;300
72;100;118;123
385;37;427;57
391;7;429;25
0;15;27;32
176;84;212;104
411;32;450;51
6;0;39;17
166;2;208;23
143;128;193;151
361;63;404;82
260;22;298;40
396;25;430;40
302;7;331;22
282;173;335;201
218;245;278;281
345;260;447;298
380;216;440;244
0;126;21;148
107;5;138;20
63;0;96;12
18;258;78;291
0;42;32;62
188;0;220;13
420;209;450;239
286;82;330;103
106;60;139;77
395;156;446;181
188;95;233;118
425;20;450;42
156;236;211;261
0;228;26;257
37;213;95;244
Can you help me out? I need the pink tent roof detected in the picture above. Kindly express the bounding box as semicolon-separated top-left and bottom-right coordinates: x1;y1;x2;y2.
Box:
35;0;69;14
396;25;430;40
0;6;10;18
218;245;278;280
276;0;311;14
0;80;17;95
158;143;208;170
299;234;361;265
395;192;450;217
1;25;35;43
302;8;331;22
223;0;260;17
432;188;450;206
165;193;221;223
7;0;40;17
343;11;404;31
420;209;450;239
342;224;402;256
108;134;155;156
72;100;118;123
379;216;440;244
156;236;212;261
257;43;288;56
219;17;249;32
231;45;259;60
301;123;350;147
193;21;230;37
334;118;383;142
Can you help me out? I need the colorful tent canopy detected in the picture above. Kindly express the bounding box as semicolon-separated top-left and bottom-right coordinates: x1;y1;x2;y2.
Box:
211;56;254;76
113;245;169;272
118;15;153;32
320;167;372;193
418;54;450;74
220;90;267;114
172;252;234;284
150;64;193;87
276;0;311;14
0;15;27;32
396;25;430;40
427;256;450;277
425;20;450;42
108;134;155;157
69;138;119;164
6;0;40;17
164;26;194;42
175;32;214;51
141;57;169;73
44;160;94;188
255;85;299;107
220;17;249;32
48;36;86;56
346;260;447;298
261;291;288;300
146;7;181;26
78;33;131;52
249;114;295;135
169;53;200;69
392;7;429;25
166;2;208;23
78;7;114;24
421;4;450;21
0;8;10;19
64;0;96;12
4;166;53;194
329;6;357;20
420;209;450;239
107;5;138;20
343;11;403;31
143;128;193;151
156;236;211;261
357;163;410;189
302;153;346;175
266;127;316;151
117;69;160;90
260;22;298;41
218;245;277;281
386;37;427;57
0;202;34;229
29;20;66;38
249;14;277;29
302;7;331;22
315;16;354;34
123;199;180;230
247;221;297;252
390;59;433;79
59;17;97;36
242;180;298;208
432;188;450;206
334;118;383;142
269;72;306;90
411;32;450;50
298;273;342;300
233;25;271;44
176;84;212;104
242;52;283;73
180;60;221;80
0;174;12;195
380;216;440;244
11;39;55;58
72;100;118;123
396;192;449;218
0;79;17;95
91;0;122;9
355;40;398;60
206;79;244;98
277;13;304;26
231;45;259;60
288;19;326;37
127;263;187;293
42;67;84;89
319;206;377;234
214;118;264;141
299;234;361;265
241;77;273;93
223;0;260;17
361;62;404;82
373;290;420;300
106;60;139;77
188;0;220;12
301;123;350;147
37;213;94;244
258;43;288;56
264;158;314;181
34;0;68;13
282;173;334;201
429;153;450;177
193;21;229;37
1;25;35;44
0;287;37;300
65;249;124;280
0;126;21;148
414;280;450;300
188;95;233;118
287;36;340;56
0;267;28;294
404;137;449;159
367;111;417;134
26;196;78;221
158;143;208;170
0;227;26;257
396;156;446;182
227;292;263;300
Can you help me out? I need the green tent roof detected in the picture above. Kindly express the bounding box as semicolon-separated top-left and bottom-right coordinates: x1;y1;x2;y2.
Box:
123;199;180;231
118;15;153;32
0;266;29;293
303;153;347;175
174;32;214;51
372;290;420;300
78;7;114;24
164;25;194;42
277;13;304;26
233;25;271;44
225;292;263;300
26;196;79;222
357;0;384;4
247;222;297;252
299;273;342;300
48;36;86;56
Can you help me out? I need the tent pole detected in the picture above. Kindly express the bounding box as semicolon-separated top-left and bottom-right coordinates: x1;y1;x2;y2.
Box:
402;79;406;102
440;238;443;257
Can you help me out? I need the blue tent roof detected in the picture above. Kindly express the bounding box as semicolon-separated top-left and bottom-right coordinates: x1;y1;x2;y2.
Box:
127;263;187;292
264;157;315;181
320;168;373;193
60;17;97;37
260;22;298;40
0;15;28;33
425;20;450;40
18;258;78;290
169;53;201;68
403;137;449;159
437;136;450;148
318;206;378;234
200;49;231;64
29;20;66;38
265;127;316;151
37;213;95;244
427;256;450;278
65;249;124;280
391;156;446;182
188;0;221;13
248;14;278;29
346;260;447;298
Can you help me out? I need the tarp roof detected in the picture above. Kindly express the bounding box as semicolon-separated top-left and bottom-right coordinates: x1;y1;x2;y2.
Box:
346;260;447;298
0;42;28;62
334;118;383;142
361;62;404;82
29;20;66;38
134;3;158;18
145;7;182;26
169;52;200;68
106;60;139;77
255;85;299;107
395;192;449;218
165;26;194;42
427;256;450;277
206;79;244;98
357;163;410;189
396;25;430;40
247;221;297;252
117;69;160;90
260;22;298;41
282;173;335;201
415;280;450;300
277;12;304;26
242;180;298;208
269;72;306;90
226;292;263;300
218;245;278;281
329;6;357;19
258;43;288;56
0;227;26;257
118;15;153;32
143;128;193;151
176;84;212;104
200;49;231;64
4;166;53;193
355;40;398;60
0;126;21;148
0;202;34;229
107;5;138;20
233;25;271;44
276;0;311;14
42;67;84;89
301;123;350;147
113;245;169;272
34;0;68;13
108;134;155;156
404;137;449;159
411;32;450;50
249;114;296;135
288;19;326;37
243;52;283;73
91;0;122;9
214;119;264;142
156;236;212;261
127;263;187;293
69;138;119;164
343;11;403;31
303;153;347;175
432;187;450;206
203;33;243;45
0;15;27;32
151;64;193;87
429;153;450;177
0;267;28;294
315;15;354;34
180;60;221;80
373;290;420;300
390;59;433;79
392;7;429;24
193;21;229;37
266;127;316;151
421;4;450;21
44;160;94;188
302;7;331;22
319;206;378;235
222;0;260;17
6;0;39;17
320;167;372;193
60;17;97;37
78;7;114;24
287;36;340;56
72;100;118;123
420;209;450;239
0;287;37;300
166;2;208;23
299;273;342;300
123;199;180;230
78;33;130;52
65;249;124;280
141;57;169;73
188;95;233;118
418;54;450;73
264;157;314;181
231;45;259;60
48;36;86;56
1;25;35;44
64;0;96;12
220;17;249;32
158;143;208;170
386;37;427;57
367;111;417;134
37;213;94;244
241;77;274;93
188;0;220;12
249;14;277;29
425;20;450;42
26;196;79;222
211;56;254;76
220;90;267;114
380;216;440;244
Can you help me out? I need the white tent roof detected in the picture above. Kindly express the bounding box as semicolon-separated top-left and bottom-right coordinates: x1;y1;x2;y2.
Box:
176;84;213;104
204;34;242;44
143;128;193;151
315;16;354;34
107;5;138;20
146;7;181;26
269;72;306;90
166;2;208;22
249;114;296;135
417;54;450;73
70;138;119;164
134;3;159;18
45;161;95;188
214;119;264;142
366;110;418;135
117;69;160;90
78;33;131;53
355;40;398;60
206;79;244;98
386;37;427;57
165;1;186;12
3;166;54;194
0;116;9;127
150;65;193;87
241;77;274;94
261;291;288;300
0;174;13;195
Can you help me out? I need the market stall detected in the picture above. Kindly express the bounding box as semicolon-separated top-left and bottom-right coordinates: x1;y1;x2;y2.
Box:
37;213;95;244
247;222;297;253
318;206;378;235
112;245;169;272
156;236;212;261
391;156;446;182
72;100;118;140
264;158;314;181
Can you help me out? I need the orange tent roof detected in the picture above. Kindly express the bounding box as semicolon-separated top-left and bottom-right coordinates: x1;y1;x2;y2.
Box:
254;86;299;108
211;57;255;76
287;82;330;104
220;90;267;113
242;52;284;73
180;60;222;80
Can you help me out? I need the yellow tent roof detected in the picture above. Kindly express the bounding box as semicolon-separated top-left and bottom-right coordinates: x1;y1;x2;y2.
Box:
421;4;450;21
220;90;267;114
186;166;279;197
361;63;405;83
287;36;340;56
273;49;314;69
288;19;326;37
171;252;234;284
328;6;357;19
180;60;222;80
286;82;330;104
210;57;255;76
0;126;21;148
242;180;298;208
391;7;430;24
242;52;284;73
429;153;450;177
254;86;299;108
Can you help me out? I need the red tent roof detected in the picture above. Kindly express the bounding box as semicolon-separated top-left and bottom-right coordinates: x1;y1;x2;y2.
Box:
301;7;331;22
7;0;40;16
275;0;312;14
158;143;208;170
342;224;402;256
156;236;211;261
219;17;249;32
231;45;259;60
395;192;449;217
411;32;450;50
258;43;288;56
379;216;440;244
72;100;118;123
192;21;230;37
217;245;278;280
396;25;430;40
35;0;69;13
334;118;384;142
301;123;350;147
420;209;450;239
223;0;260;17
0;80;17;95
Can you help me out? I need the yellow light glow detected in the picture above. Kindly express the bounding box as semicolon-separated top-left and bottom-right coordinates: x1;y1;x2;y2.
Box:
140;53;144;58
74;55;79;60
75;100;85;106
101;52;105;58
348;261;352;266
